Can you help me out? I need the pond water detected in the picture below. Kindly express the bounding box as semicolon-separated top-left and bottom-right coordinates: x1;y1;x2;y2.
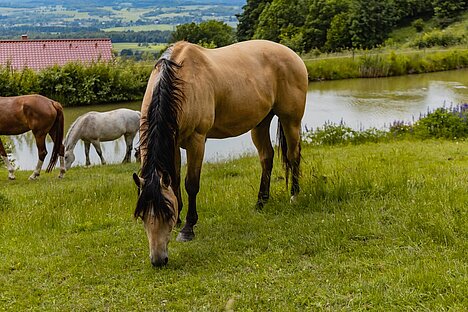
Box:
5;68;468;171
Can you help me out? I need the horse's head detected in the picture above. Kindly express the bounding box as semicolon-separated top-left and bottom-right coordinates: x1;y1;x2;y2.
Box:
133;172;178;267
64;150;75;170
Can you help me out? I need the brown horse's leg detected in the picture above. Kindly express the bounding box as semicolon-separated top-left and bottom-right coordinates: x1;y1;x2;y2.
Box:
49;126;66;178
177;133;205;242
0;138;15;180
251;113;274;209
279;120;302;200
29;133;47;180
174;147;183;226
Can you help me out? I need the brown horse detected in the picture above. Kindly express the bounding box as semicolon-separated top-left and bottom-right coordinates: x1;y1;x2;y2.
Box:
0;94;66;180
133;40;308;267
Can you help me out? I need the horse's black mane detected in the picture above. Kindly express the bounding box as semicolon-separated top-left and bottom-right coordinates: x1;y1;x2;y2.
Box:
134;58;183;220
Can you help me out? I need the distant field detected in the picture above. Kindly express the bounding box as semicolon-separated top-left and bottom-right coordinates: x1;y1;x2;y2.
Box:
112;42;167;52
103;24;175;32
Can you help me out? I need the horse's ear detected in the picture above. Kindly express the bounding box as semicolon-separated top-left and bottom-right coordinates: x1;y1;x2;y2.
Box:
133;173;143;188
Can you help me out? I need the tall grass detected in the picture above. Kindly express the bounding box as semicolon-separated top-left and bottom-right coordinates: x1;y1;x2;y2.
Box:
0;140;467;310
305;48;468;80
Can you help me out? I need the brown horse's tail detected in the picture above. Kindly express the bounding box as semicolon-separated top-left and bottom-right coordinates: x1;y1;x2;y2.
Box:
46;101;65;173
277;120;291;188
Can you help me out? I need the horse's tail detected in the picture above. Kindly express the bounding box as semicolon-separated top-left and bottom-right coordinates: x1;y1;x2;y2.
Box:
46;101;65;173
277;120;291;188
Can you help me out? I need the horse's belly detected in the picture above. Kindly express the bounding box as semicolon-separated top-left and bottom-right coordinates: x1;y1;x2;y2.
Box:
207;119;262;139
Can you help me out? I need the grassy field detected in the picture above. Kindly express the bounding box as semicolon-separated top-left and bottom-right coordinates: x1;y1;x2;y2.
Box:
103;24;175;32
1;140;467;310
112;42;167;53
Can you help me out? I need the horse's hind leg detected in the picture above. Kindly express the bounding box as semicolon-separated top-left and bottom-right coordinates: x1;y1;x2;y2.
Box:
49;126;66;178
0;138;15;180
30;133;47;180
278;119;302;201
251;113;274;209
122;134;134;163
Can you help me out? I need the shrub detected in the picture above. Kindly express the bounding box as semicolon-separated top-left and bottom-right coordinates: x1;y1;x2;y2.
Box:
303;104;468;146
0;60;153;107
410;30;466;48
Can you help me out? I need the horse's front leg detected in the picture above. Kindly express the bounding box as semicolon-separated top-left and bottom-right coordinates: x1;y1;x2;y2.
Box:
251;113;274;209
177;134;205;242
29;133;47;180
0;138;15;180
174;146;183;226
84;141;91;166
91;140;106;165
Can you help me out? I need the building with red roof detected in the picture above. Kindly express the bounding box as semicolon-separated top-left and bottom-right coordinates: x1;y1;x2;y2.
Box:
0;36;113;71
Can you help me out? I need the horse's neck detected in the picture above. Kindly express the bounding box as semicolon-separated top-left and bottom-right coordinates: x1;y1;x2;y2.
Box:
65;119;83;151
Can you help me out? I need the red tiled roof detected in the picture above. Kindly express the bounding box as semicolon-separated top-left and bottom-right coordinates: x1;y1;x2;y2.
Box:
0;38;113;71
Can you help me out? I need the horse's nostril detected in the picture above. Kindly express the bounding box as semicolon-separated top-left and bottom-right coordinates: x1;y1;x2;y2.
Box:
151;257;169;267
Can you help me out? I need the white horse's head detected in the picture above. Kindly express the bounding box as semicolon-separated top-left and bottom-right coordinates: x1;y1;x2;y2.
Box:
64;150;75;170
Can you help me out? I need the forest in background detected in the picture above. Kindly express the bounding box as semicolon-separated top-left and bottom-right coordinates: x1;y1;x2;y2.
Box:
236;0;468;52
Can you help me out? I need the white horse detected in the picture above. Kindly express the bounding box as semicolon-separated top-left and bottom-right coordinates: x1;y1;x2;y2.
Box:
64;108;141;169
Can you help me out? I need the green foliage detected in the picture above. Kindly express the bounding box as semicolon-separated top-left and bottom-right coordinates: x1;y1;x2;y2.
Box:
305;49;468;81
412;18;425;32
170;20;236;48
432;0;467;27
236;0;467;52
253;0;306;43
303;104;468;147
303;122;388;146
410;29;466;48
236;0;273;41
412;105;468;139
0;60;152;107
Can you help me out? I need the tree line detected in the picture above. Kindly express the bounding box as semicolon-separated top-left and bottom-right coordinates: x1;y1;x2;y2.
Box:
235;0;467;52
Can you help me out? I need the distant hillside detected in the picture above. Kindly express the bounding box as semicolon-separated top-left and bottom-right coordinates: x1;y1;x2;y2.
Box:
0;0;246;8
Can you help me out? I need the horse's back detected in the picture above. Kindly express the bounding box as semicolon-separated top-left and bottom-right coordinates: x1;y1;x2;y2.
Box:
77;108;140;141
0;94;58;135
170;40;308;138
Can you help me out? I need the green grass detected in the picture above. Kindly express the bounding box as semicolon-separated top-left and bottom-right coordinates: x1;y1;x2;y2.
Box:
389;11;468;46
304;48;468;80
102;24;175;32
1;140;467;310
112;42;167;53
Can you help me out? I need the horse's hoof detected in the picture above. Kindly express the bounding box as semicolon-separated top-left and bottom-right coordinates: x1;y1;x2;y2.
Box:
8;175;15;180
290;195;298;204
28;175;38;181
176;231;195;242
255;201;264;210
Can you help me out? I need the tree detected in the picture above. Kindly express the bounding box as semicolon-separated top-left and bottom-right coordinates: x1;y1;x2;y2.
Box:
348;0;399;49
302;0;350;51
253;0;306;42
432;0;467;26
170;20;235;47
324;13;352;51
236;0;272;41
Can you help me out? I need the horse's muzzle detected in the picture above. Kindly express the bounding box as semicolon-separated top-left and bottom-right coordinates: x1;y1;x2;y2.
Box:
151;256;169;267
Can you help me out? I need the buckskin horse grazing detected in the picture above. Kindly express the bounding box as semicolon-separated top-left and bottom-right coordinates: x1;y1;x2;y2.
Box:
0;94;66;180
133;40;308;267
64;108;141;170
